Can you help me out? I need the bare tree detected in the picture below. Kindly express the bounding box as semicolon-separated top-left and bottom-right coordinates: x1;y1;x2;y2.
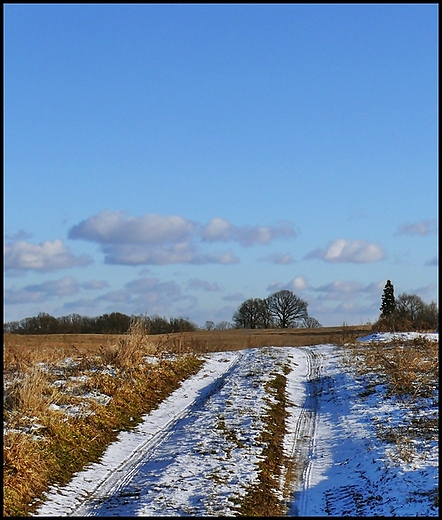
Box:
215;321;232;330
375;290;438;331
395;293;425;322
233;298;271;329
419;301;438;331
301;316;322;328
205;320;215;331
267;290;308;328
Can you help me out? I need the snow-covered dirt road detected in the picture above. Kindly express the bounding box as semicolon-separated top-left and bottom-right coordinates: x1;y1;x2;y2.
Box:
34;337;438;517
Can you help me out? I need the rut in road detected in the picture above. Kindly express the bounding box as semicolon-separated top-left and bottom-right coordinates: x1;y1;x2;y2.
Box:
282;347;322;515
285;343;439;517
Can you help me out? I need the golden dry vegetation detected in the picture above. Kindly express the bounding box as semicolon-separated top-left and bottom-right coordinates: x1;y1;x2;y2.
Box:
3;323;372;354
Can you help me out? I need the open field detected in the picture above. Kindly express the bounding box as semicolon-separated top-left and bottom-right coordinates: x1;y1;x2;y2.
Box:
3;324;372;355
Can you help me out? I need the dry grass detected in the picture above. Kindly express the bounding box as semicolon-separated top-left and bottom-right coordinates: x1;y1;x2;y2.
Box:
96;319;157;368
3;322;204;517
3;324;372;354
343;336;438;399
6;325;360;517
341;335;438;472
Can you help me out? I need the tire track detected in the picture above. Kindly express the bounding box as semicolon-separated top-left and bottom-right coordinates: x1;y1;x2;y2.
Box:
285;343;433;517
284;346;323;516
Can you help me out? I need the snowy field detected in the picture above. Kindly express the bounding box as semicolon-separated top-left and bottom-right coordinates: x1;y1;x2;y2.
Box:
34;332;438;517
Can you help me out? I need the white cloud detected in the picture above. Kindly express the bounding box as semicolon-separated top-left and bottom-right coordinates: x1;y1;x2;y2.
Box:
69;276;199;319
266;281;285;292
5;276;81;304
70;212;297;248
101;243;197;265
212;250;240;264
265;277;308;293
4;286;47;304
201;217;233;241
395;219;437;236
290;276;308;291
314;280;365;301
61;298;103;315
362;280;388;297
68;211;292;266
124;277;182;296
123;277;197;317
99;243;239;266
81;280;109;291
306;238;385;264
4;276;111;309
317;280;364;294
201;217;297;247
306;292;380;327
4;239;93;272
69;211;196;244
28;276;81;297
333;300;377;316
97;290;132;304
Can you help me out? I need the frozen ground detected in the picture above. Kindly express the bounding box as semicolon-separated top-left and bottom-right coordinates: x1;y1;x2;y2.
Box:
33;333;438;517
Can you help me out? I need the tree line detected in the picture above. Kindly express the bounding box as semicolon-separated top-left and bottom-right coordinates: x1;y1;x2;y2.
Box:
3;312;198;335
3;289;320;335
4;283;437;335
376;280;438;331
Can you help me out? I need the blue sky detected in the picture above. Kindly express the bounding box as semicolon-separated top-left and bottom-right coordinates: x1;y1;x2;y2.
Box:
4;4;438;328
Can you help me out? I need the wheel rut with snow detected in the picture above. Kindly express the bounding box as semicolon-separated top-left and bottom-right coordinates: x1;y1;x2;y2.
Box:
283;346;322;515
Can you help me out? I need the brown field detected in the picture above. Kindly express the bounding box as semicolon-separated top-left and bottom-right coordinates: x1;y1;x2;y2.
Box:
3;324;372;356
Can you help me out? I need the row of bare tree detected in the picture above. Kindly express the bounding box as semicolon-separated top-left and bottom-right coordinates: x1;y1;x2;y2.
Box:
232;290;321;329
3;312;198;335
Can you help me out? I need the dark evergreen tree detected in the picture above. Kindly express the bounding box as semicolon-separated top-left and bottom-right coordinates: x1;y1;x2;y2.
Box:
380;280;395;317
